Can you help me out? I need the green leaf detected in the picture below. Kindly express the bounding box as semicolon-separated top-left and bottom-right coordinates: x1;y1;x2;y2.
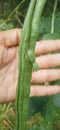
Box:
39;13;60;36
33;62;39;71
42;33;60;40
44;98;56;122
28;97;48;118
39;16;51;34
53;93;60;107
0;23;14;30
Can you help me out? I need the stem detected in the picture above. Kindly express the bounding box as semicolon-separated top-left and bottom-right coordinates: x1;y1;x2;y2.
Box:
0;0;25;27
8;0;25;18
51;0;58;33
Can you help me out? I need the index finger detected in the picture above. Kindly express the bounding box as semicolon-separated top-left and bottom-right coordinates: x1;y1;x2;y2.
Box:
0;28;21;47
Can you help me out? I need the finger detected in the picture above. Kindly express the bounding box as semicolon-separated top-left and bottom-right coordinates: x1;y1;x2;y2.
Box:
30;85;60;97
35;40;60;55
0;28;21;47
1;84;60;103
36;53;60;69
31;69;60;83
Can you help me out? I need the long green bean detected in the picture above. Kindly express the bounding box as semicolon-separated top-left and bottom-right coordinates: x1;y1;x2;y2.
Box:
16;0;47;130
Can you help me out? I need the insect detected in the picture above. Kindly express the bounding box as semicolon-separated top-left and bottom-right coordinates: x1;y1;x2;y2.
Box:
16;0;47;130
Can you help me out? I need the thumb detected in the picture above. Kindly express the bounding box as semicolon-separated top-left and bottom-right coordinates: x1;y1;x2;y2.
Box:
0;28;21;47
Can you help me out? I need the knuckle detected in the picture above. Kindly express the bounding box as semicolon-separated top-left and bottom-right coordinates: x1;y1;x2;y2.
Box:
45;69;51;82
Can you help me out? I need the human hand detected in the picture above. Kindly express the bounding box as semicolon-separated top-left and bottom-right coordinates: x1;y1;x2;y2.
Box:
0;28;60;103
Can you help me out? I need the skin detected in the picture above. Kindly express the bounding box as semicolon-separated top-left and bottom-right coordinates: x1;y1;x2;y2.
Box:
0;28;60;103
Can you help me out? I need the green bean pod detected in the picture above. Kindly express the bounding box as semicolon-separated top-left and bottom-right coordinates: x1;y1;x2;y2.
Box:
16;0;47;130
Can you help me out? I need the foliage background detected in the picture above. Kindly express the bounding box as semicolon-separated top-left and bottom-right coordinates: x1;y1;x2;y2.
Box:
0;0;60;130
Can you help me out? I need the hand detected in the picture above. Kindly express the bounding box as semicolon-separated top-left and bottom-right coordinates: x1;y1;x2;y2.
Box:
0;29;60;103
